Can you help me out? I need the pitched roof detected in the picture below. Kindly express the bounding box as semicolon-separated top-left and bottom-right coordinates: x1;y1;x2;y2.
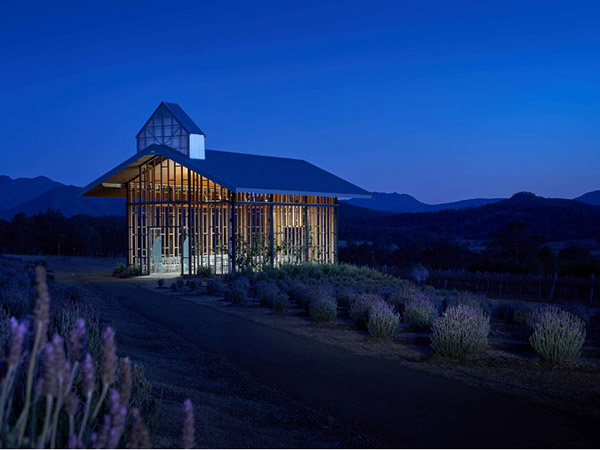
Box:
81;144;371;199
136;102;204;137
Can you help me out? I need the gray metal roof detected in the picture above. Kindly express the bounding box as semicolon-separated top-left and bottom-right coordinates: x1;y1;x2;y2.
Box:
81;144;371;199
136;102;205;137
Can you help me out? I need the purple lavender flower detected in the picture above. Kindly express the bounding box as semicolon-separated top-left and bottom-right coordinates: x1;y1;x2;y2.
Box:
82;353;95;397
108;403;127;447
95;415;111;449
127;408;151;449
70;318;87;362
42;343;58;397
64;391;80;417
90;432;98;449
8;317;28;366
109;389;121;418
52;334;67;386
101;327;117;386
67;434;81;449
118;357;132;406
182;399;196;449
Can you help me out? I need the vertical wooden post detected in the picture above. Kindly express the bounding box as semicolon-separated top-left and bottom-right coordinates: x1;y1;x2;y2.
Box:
304;201;309;262
334;198;339;264
230;195;237;274
269;196;275;267
126;181;131;268
188;169;192;276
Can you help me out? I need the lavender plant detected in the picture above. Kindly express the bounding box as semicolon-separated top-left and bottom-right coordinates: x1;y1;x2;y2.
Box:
349;294;380;330
404;294;438;330
431;304;490;358
271;292;290;313
207;278;224;295
529;307;586;364
182;399;196;449
308;296;337;323
0;266;196;449
255;281;281;306
384;282;421;313
366;301;399;339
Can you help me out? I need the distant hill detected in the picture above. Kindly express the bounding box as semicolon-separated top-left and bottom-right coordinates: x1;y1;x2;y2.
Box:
575;190;600;206
0;175;63;210
340;192;600;243
343;192;503;213
0;177;124;220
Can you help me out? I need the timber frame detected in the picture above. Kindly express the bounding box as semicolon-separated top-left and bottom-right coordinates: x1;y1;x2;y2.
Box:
126;156;338;275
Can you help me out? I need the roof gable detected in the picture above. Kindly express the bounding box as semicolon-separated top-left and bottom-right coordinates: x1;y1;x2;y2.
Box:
136;102;204;138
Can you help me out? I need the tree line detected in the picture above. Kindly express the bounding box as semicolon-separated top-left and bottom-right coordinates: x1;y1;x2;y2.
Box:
0;210;126;257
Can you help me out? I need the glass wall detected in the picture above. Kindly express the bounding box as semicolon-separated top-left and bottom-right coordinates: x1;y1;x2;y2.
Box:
126;157;338;275
136;104;189;154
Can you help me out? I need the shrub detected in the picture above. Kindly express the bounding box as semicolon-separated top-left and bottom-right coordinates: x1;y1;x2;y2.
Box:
176;278;185;289
295;284;335;313
187;278;200;291
529;307;586;364
286;282;306;305
271;292;290;313
349;294;381;330
431;304;490;358
404;294;438;330
336;287;358;307
112;262;128;277
225;286;248;304
446;291;491;316
196;265;212;277
231;276;250;292
255;281;281;306
367;301;399;339
309;297;337;323
207;278;224;295
157;278;165;288
171;282;178;291
112;264;141;278
385;283;420;313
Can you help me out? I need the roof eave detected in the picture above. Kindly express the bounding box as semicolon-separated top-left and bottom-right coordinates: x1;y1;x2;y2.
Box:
80;145;238;198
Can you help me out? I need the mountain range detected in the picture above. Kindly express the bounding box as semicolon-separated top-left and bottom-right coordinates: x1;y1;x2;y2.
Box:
0;176;123;220
339;192;600;244
343;190;600;213
0;175;599;223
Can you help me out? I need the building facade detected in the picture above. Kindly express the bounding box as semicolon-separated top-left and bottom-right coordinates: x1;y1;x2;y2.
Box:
83;102;370;275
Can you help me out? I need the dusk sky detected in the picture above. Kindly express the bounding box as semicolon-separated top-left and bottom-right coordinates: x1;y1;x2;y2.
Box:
1;0;598;203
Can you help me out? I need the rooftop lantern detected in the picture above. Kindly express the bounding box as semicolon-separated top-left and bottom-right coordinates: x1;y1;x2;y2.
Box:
136;102;206;159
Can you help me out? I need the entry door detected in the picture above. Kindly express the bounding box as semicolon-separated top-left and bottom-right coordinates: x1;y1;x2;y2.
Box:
150;228;162;274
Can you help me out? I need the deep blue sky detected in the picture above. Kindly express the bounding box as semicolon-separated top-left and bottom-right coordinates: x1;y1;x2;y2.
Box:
1;1;599;203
